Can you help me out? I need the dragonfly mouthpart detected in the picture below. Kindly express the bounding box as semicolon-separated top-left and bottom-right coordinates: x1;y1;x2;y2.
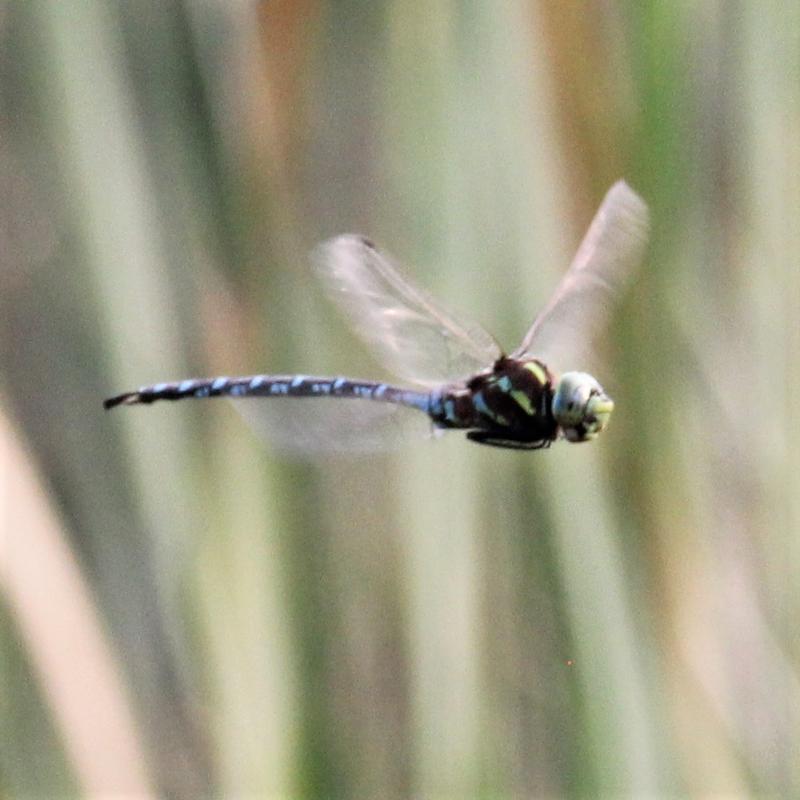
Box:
552;371;614;443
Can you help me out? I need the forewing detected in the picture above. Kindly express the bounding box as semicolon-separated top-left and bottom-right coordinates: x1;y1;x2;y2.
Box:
314;235;502;386
512;181;650;368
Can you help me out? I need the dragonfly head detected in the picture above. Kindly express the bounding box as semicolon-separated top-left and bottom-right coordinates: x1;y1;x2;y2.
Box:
552;372;614;442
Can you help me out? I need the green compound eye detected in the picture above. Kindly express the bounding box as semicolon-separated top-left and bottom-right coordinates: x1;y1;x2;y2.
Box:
552;372;614;442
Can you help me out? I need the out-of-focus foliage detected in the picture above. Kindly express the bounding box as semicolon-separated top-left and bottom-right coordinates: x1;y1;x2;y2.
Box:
1;2;799;798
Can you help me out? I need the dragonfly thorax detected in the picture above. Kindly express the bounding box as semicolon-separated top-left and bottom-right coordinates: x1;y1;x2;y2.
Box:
552;371;614;442
430;357;560;449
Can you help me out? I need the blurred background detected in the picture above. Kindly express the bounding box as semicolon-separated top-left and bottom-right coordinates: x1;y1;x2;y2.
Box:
1;2;798;798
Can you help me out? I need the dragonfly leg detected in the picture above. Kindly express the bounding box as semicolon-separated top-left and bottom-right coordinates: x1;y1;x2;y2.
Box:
466;431;552;450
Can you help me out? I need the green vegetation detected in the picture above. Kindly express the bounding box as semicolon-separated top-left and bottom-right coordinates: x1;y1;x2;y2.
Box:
2;3;798;797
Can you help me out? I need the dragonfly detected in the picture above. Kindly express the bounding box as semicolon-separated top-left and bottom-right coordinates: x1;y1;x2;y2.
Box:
104;181;649;451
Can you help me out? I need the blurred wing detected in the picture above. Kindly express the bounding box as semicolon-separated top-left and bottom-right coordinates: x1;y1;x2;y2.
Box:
314;235;502;386
512;181;650;368
233;397;439;456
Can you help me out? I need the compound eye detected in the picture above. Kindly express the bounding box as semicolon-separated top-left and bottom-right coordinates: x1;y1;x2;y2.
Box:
553;372;614;443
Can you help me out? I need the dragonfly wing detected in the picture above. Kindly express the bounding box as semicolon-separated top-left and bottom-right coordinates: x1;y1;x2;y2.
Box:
512;181;650;368
314;235;502;386
233;397;440;456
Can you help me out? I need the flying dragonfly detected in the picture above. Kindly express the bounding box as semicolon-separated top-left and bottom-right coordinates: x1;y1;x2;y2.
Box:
104;181;649;451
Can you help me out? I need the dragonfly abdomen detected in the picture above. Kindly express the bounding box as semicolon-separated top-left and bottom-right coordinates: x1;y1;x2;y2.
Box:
103;374;432;413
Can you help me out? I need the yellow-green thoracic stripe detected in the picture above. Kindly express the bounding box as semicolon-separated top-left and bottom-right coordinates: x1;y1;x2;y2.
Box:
510;389;535;416
523;361;547;385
